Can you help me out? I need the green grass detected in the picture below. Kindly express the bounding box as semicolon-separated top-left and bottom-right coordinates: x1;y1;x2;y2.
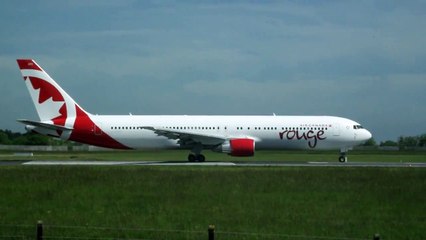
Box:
1;149;426;162
0;166;425;239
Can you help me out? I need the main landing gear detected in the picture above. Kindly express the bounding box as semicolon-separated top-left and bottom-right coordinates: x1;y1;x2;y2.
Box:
188;144;205;162
188;153;206;162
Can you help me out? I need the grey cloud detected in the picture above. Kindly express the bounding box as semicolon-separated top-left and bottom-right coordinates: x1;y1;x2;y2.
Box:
1;1;425;141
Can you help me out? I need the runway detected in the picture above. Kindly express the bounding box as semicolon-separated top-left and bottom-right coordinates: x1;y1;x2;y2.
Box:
0;160;425;167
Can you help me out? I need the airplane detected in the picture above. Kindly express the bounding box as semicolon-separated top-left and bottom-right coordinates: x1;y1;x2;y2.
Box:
16;59;372;163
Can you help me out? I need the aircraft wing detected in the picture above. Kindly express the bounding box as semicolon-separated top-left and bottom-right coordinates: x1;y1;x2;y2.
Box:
141;126;225;147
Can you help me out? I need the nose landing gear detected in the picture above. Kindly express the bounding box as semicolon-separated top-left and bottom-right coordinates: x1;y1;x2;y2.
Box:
339;148;348;163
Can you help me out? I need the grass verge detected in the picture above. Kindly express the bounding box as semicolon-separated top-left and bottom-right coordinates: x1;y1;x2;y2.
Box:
0;149;426;162
0;166;425;239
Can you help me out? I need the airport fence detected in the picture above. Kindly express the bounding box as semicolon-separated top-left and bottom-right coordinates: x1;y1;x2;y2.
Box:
0;221;382;240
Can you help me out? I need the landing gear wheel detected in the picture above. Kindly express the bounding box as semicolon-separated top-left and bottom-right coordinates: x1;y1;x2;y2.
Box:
188;154;205;162
196;154;206;162
188;154;196;162
338;156;347;163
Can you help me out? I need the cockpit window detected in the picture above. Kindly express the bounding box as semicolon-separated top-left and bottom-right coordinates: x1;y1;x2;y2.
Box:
353;125;364;129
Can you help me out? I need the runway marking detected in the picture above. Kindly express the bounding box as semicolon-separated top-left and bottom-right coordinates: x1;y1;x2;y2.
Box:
22;161;236;166
15;160;426;168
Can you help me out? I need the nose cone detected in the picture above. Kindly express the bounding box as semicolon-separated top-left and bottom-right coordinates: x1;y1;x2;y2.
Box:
361;129;372;142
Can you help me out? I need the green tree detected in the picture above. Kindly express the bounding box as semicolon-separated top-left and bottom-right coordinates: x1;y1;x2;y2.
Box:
3;129;22;141
398;136;419;149
380;140;398;147
25;134;49;145
419;134;426;147
12;135;29;145
0;131;11;144
363;137;376;146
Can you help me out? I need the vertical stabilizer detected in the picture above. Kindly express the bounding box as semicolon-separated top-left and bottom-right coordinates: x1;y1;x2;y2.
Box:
16;59;88;138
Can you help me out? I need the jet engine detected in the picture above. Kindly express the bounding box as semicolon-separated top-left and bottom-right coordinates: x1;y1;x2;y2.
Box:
215;138;255;156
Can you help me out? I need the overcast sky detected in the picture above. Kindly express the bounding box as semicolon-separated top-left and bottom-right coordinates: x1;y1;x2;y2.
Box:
1;1;425;142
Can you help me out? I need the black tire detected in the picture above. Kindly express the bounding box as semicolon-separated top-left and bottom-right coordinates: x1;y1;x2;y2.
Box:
338;156;346;163
197;154;206;162
188;154;196;162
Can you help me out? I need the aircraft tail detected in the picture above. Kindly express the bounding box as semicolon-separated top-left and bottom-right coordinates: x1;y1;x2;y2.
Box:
16;59;129;149
16;59;88;138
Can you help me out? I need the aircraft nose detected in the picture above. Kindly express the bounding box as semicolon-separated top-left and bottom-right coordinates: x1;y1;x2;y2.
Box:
363;129;372;141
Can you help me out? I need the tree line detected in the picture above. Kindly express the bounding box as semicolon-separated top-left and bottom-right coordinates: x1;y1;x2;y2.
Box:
0;129;71;146
363;134;426;148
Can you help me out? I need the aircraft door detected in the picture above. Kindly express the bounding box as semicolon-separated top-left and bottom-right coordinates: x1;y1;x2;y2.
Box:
333;123;340;136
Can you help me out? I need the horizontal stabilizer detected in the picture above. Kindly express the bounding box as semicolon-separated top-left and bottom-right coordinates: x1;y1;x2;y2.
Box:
17;119;73;131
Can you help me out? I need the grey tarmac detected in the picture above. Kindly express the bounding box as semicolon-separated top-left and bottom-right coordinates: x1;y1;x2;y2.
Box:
0;160;424;167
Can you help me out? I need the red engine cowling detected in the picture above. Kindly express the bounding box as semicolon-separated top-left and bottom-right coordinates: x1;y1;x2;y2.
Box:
217;138;255;157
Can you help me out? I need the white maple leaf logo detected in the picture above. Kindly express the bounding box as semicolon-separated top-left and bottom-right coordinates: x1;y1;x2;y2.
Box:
25;76;67;125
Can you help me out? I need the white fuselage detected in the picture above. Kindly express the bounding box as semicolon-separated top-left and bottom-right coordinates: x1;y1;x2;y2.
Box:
89;115;371;151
